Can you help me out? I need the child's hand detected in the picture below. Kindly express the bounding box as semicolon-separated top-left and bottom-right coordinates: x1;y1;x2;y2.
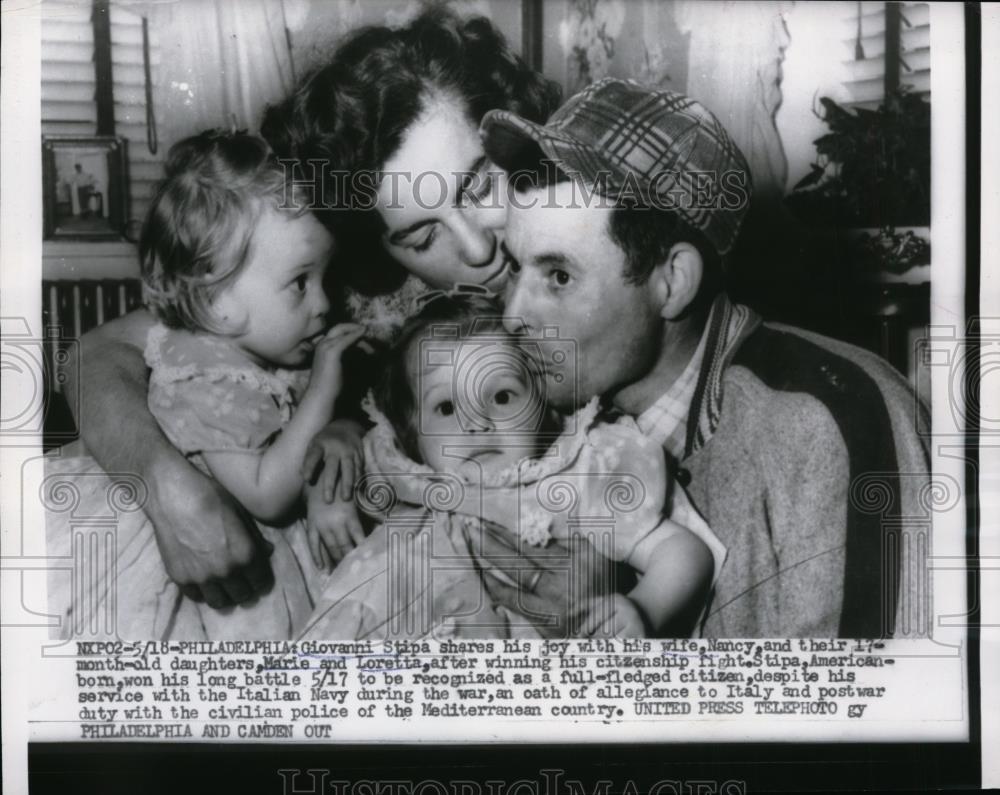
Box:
306;486;365;571
582;593;647;638
302;419;365;502
307;323;366;402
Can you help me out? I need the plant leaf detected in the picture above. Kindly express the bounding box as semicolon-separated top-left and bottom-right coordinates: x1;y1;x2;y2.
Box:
818;96;854;125
792;164;826;191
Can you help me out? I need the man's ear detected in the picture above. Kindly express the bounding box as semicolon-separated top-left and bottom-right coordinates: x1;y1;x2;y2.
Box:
649;242;703;320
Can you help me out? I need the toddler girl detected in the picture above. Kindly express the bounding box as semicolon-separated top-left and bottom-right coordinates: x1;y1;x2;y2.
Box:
45;131;364;639
300;293;726;640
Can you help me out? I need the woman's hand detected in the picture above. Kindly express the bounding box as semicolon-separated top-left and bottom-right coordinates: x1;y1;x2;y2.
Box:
147;452;275;607
301;419;365;503
305;485;365;571
471;525;621;638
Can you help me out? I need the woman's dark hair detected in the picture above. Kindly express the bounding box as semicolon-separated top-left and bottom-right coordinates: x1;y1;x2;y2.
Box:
260;7;561;295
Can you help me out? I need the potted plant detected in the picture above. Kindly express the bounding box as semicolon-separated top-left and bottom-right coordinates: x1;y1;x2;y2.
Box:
786;88;931;279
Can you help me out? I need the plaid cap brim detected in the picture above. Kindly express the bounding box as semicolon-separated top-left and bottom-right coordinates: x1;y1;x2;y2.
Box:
483;109;632;196
482;79;753;256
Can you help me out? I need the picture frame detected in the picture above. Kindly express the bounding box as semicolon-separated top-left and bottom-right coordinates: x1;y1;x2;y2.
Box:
42;135;127;240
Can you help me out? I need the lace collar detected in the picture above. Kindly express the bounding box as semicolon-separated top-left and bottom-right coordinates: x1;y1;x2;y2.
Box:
345;275;430;346
360;392;602;489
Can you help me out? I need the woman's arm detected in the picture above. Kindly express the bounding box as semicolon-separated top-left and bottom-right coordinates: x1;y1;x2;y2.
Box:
66;309;273;608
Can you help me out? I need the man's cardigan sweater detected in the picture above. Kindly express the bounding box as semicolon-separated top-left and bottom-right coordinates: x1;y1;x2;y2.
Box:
677;297;931;638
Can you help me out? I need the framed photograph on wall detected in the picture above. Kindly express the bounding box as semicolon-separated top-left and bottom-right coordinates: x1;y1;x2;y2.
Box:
41;135;127;240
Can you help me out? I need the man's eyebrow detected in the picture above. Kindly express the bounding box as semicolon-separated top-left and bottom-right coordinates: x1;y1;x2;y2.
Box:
501;242;572;269
534;252;572;268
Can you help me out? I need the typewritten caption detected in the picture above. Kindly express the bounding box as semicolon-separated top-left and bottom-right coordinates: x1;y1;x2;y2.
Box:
31;638;959;741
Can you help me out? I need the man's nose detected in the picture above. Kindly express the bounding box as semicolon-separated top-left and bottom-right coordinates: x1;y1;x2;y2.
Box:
502;279;533;335
451;212;497;267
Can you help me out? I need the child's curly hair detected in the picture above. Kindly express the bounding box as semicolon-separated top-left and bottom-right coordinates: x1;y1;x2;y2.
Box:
140;130;305;333
376;292;558;463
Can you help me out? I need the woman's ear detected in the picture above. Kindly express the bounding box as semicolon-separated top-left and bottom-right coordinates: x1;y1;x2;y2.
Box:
650;242;703;321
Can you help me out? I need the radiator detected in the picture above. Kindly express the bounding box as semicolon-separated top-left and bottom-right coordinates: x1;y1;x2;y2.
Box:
42;278;143;395
39;279;143;449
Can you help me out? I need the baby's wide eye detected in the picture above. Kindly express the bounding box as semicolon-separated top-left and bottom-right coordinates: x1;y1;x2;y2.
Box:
293;274;308;292
494;389;513;406
435;400;455;417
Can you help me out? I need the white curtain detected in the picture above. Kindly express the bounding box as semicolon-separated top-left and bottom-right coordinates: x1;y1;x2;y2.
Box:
144;0;296;146
674;0;792;205
556;0;791;204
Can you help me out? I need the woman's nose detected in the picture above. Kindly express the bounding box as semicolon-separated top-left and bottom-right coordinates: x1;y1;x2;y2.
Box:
450;212;497;267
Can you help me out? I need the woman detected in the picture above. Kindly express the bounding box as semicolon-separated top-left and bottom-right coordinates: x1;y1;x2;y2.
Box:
261;8;560;341
67;8;598;634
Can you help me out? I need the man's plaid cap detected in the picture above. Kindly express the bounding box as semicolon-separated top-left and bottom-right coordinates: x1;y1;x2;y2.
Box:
481;78;753;255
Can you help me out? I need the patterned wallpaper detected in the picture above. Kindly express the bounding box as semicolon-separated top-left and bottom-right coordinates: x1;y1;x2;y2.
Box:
282;0;788;202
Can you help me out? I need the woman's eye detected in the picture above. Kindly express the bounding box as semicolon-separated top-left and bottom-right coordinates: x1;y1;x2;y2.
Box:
473;172;494;202
412;226;437;253
435;400;455;417
459;169;494;206
548;270;570;288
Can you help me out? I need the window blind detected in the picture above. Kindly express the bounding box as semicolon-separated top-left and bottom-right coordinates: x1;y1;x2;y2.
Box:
41;0;163;229
110;3;161;228
841;2;930;110
41;2;97;135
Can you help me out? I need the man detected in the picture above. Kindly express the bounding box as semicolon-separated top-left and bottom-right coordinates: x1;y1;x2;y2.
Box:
475;78;930;638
